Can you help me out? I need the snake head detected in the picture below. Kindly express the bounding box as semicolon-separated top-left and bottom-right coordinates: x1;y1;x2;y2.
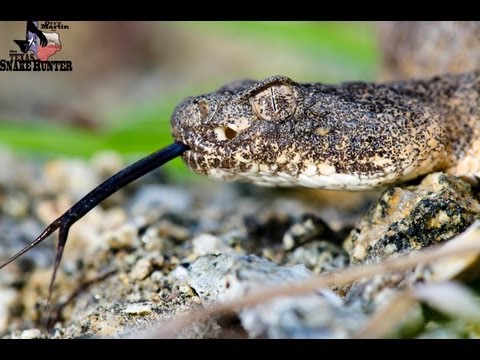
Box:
171;75;309;186
171;75;451;189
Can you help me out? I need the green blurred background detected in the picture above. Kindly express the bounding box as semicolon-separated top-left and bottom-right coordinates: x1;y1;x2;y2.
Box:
0;22;380;179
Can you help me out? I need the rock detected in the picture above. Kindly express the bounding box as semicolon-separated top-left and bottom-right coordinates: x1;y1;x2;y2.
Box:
344;173;480;264
176;317;222;339
344;273;404;313
150;270;166;284
123;303;153;316
91;151;124;178
0;147;35;189
286;241;349;274
188;253;367;338
156;220;190;242
130;185;193;215
178;284;196;297
4;145;478;339
188;254;311;305
241;293;367;338
2;192;29;218
282;214;334;250
20;328;43;339
427;221;480;282
0;217;48;268
342;174;480;314
140;226;168;252
43;159;102;198
0;288;17;334
105;223;138;250
168;266;189;284
129;258;153;281
192;233;236;257
244;212;293;247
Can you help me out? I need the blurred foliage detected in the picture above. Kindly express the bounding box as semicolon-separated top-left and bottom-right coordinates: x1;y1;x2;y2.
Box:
0;22;380;180
187;21;378;80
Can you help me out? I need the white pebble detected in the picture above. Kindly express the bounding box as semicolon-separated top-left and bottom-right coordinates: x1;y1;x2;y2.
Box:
123;303;152;316
20;329;42;339
192;233;232;256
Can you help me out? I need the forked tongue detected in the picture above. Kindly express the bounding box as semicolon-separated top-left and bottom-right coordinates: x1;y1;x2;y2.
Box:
0;141;189;325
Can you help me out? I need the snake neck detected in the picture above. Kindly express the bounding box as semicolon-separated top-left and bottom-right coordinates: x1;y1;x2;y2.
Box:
406;70;480;183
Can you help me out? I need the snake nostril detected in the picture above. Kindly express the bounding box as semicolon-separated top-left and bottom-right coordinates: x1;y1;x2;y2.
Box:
214;126;238;141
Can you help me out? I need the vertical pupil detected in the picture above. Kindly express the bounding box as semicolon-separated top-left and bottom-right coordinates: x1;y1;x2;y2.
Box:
270;87;277;112
251;83;296;121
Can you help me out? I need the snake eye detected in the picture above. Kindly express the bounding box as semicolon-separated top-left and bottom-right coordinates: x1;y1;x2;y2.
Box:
250;83;296;121
197;99;209;118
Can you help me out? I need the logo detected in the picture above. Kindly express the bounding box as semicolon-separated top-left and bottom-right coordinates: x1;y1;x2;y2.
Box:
1;21;73;72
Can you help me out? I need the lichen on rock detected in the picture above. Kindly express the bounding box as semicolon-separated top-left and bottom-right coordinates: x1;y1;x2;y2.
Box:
344;173;480;264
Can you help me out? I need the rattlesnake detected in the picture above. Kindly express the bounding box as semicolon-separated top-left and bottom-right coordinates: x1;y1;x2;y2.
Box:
172;22;480;189
171;71;480;189
2;21;480;309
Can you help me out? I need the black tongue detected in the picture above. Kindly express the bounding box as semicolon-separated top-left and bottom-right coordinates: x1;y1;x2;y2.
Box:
0;141;189;324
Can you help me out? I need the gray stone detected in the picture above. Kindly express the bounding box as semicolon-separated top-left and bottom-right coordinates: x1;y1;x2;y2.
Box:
188;253;367;338
188;254;311;305
241;293;367;338
286;240;348;274
130;185;193;215
192;233;237;257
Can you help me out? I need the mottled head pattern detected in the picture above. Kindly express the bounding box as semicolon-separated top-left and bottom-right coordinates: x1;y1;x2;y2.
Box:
171;72;480;190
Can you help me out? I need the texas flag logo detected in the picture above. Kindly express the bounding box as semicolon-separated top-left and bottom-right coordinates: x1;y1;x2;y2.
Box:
13;21;62;61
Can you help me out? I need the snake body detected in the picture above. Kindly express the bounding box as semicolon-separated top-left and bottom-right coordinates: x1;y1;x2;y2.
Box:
171;70;480;190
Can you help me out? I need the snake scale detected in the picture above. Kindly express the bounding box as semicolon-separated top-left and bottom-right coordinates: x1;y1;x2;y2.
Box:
2;21;480;310
171;70;480;189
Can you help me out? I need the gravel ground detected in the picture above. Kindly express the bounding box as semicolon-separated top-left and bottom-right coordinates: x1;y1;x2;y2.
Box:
1;147;480;338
